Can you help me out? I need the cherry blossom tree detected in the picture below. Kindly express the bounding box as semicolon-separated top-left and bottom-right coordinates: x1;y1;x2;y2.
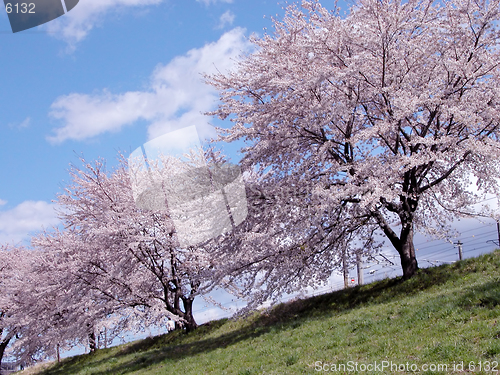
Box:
12;235;127;361
7;148;244;360
0;245;70;366
209;173;375;311
33;154;219;334
207;0;500;280
24;151;234;347
0;245;28;367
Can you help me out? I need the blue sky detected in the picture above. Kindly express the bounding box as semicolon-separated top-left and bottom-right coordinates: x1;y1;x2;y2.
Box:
0;0;295;245
0;0;319;330
0;0;499;329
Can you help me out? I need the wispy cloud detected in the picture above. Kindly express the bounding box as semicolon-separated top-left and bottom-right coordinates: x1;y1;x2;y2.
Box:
48;27;252;143
9;117;31;130
46;0;164;49
0;201;59;245
196;0;233;5
0;200;7;207
217;10;235;29
196;307;229;325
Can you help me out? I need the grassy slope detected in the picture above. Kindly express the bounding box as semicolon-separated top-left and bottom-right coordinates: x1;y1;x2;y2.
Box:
25;251;500;375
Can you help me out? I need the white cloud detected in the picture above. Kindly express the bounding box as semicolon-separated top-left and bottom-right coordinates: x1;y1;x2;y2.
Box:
48;27;252;143
196;0;233;5
0;200;6;207
9;117;31;130
217;10;235;29
47;0;234;47
46;0;164;48
18;117;31;129
196;307;228;324
0;201;60;245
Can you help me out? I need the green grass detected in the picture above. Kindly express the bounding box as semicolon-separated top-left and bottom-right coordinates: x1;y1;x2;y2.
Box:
23;251;500;374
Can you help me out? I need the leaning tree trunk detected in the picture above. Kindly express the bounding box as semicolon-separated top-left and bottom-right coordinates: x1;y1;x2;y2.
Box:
375;207;419;280
0;335;12;370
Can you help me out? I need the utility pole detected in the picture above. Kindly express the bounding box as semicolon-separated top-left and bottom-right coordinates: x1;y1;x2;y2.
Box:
356;253;364;286
497;221;500;248
342;249;349;288
455;240;463;261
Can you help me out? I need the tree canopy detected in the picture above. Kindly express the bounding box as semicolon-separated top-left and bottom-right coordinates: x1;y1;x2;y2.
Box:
3;0;500;365
207;0;500;280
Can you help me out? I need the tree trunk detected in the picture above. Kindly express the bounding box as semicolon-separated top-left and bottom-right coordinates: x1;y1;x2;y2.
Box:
87;323;97;352
89;331;97;352
184;317;198;333
398;222;418;280
182;299;198;333
0;336;11;369
375;208;419;280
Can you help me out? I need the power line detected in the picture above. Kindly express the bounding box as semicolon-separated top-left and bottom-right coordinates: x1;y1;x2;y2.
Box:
192;218;500;321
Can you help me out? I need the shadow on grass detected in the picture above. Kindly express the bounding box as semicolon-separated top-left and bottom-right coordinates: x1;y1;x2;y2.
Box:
38;321;267;375
39;251;500;375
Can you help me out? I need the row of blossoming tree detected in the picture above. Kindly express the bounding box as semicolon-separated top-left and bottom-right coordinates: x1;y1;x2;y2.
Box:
1;0;500;366
0;154;219;364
